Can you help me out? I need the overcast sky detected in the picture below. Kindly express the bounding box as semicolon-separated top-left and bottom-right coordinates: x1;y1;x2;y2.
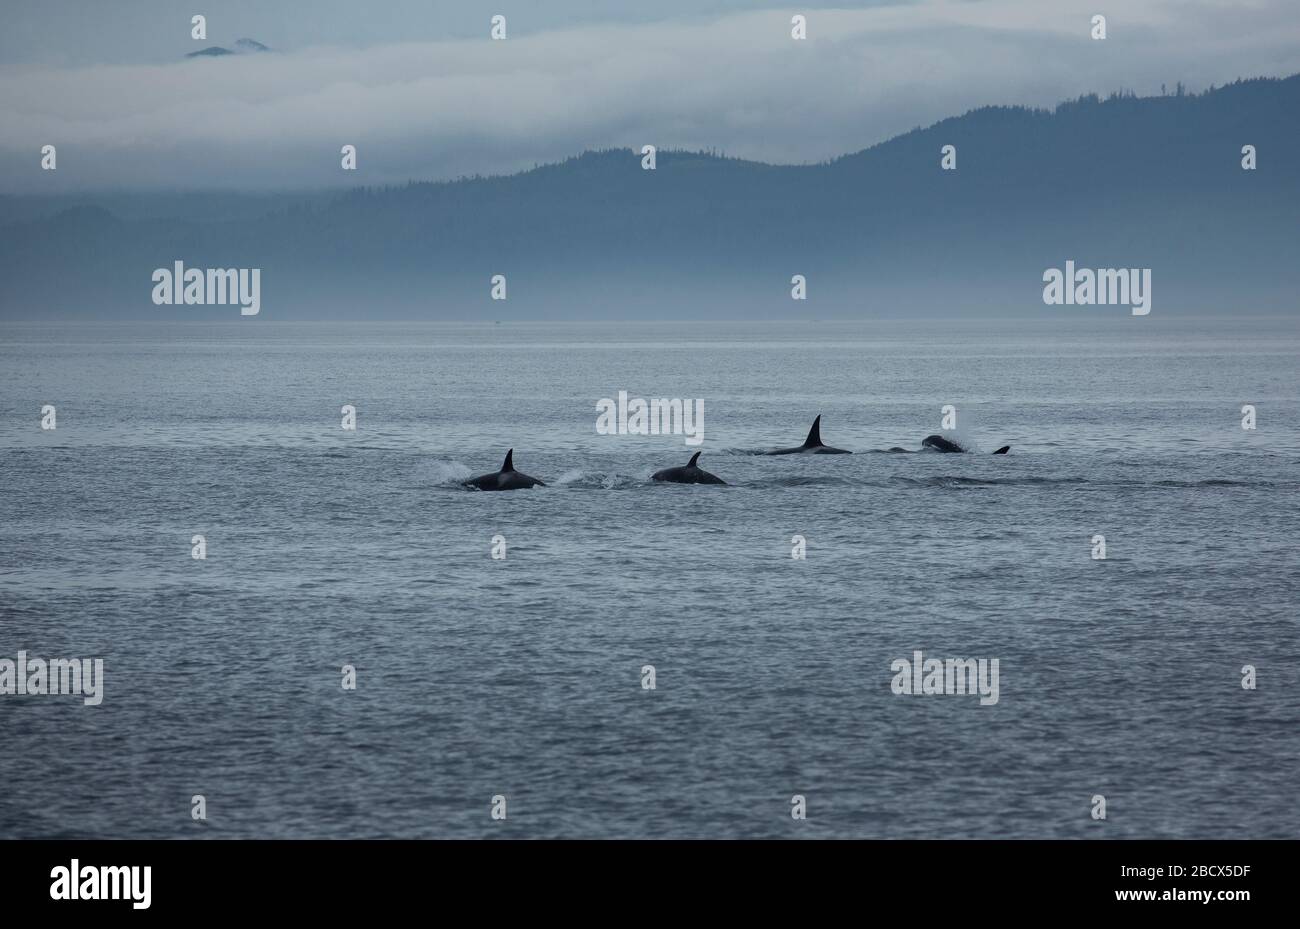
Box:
3;0;1299;191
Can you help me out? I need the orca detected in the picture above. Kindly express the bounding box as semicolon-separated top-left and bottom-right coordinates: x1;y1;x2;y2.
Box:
921;434;965;453
463;449;546;491
652;451;727;485
920;434;1011;454
765;415;851;455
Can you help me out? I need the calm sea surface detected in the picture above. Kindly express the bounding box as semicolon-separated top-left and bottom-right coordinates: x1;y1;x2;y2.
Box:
1;317;1298;838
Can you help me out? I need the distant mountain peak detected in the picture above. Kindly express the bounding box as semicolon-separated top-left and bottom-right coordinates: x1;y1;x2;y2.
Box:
185;46;234;58
184;38;271;59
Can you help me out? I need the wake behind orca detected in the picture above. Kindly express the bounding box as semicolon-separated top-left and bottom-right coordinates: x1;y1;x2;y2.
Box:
463;449;546;491
652;451;727;485
764;415;851;455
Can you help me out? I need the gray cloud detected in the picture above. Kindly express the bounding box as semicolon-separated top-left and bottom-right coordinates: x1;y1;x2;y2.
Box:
2;0;1298;191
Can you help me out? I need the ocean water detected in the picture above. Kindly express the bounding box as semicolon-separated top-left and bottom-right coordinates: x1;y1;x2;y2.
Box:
1;316;1298;839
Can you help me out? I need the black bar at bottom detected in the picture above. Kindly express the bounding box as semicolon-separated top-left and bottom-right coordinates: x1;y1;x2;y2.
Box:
1;839;1285;915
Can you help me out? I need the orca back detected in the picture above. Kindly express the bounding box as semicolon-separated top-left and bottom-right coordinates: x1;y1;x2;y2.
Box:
922;434;965;453
464;448;545;490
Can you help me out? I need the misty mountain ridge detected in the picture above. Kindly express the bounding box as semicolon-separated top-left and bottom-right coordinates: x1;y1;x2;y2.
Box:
2;75;1297;319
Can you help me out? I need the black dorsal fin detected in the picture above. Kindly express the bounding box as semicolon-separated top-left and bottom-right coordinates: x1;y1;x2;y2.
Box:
687;451;701;467
993;445;1010;455
501;449;515;472
803;415;824;447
